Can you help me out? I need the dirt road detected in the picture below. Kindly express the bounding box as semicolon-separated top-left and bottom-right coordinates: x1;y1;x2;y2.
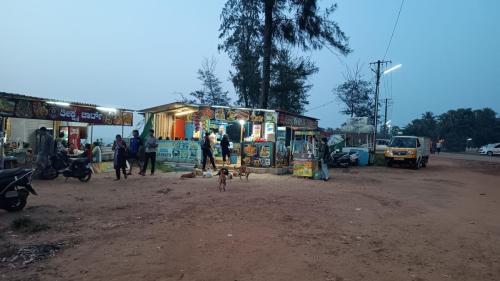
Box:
1;156;500;281
438;152;500;163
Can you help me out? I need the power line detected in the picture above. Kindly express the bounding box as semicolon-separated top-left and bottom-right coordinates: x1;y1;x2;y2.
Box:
383;0;405;60
305;99;336;112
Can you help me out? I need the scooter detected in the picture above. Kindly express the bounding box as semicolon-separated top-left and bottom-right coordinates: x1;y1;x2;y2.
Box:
62;157;92;182
0;168;37;212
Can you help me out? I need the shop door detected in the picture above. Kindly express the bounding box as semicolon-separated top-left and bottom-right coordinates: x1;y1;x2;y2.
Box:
174;119;185;140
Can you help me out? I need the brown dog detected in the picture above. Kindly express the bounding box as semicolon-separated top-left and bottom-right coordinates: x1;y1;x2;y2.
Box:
180;171;195;179
238;166;251;180
217;168;229;192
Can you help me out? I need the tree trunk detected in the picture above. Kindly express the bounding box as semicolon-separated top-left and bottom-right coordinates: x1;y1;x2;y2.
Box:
261;0;274;109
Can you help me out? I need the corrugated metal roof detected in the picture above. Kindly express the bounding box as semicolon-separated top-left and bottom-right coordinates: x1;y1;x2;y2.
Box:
0;91;135;112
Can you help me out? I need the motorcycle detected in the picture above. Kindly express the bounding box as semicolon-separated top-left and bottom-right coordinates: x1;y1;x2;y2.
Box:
62;157;92;182
38;152;92;182
329;151;351;168
0;168;37;212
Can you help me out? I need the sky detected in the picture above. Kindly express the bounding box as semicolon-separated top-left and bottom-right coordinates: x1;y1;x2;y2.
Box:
1;0;499;137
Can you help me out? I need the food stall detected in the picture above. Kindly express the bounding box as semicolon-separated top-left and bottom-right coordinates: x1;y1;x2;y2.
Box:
140;103;320;169
0;92;134;169
291;129;321;178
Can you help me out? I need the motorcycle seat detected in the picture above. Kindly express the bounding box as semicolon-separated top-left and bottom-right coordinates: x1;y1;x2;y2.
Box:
0;168;28;178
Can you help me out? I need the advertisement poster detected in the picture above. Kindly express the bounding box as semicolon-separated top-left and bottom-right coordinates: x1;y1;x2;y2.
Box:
250;111;265;123
156;140;201;164
293;159;314;177
241;141;274;167
214;108;226;120
265;112;277;123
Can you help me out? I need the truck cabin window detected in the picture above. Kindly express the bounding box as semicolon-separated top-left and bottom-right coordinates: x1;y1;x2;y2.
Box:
390;137;417;148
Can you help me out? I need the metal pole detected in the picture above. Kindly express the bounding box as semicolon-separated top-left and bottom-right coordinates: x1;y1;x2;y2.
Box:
90;124;94;143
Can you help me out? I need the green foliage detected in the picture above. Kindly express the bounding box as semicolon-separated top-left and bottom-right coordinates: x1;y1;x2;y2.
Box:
335;66;376;121
190;58;231;106
403;108;500;151
269;49;318;114
219;0;350;109
219;0;262;107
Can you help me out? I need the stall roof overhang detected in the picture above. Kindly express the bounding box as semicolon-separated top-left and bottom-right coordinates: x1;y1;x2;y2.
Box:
0;92;135;112
139;102;318;120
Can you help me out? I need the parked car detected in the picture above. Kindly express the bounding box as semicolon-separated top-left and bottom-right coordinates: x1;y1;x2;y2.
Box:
479;143;500;156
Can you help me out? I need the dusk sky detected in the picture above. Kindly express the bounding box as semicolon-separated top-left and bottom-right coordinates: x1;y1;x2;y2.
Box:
1;0;499;135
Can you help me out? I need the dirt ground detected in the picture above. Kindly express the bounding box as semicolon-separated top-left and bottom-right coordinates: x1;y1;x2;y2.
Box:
1;156;500;281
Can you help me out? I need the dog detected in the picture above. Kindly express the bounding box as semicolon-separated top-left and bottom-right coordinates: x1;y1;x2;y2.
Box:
216;167;229;192
180;171;195;179
202;169;213;178
238;166;251;180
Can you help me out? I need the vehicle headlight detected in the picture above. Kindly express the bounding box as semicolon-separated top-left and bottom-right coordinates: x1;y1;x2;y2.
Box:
386;150;393;156
407;150;415;155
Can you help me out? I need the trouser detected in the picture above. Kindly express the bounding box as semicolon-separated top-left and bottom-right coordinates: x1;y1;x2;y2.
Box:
320;159;329;180
222;150;230;163
115;166;126;179
143;152;156;174
202;149;216;170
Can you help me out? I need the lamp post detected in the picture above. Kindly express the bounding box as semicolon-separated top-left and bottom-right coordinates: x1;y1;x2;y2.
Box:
239;120;245;143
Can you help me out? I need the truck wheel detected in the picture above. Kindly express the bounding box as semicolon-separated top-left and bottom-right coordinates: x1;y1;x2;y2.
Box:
386;160;392;167
413;159;420;170
487;151;493;156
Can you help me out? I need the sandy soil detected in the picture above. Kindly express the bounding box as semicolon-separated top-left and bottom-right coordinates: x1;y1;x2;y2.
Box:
1;156;500;281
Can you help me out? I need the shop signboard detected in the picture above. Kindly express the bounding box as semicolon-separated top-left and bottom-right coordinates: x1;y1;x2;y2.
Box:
0;97;133;125
278;113;318;129
250;111;265;123
214;108;226;120
265;112;277;123
156;140;201;164
0;99;16;117
241;141;274;168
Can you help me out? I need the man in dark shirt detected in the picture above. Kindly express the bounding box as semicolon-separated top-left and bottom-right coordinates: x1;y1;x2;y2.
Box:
128;130;143;175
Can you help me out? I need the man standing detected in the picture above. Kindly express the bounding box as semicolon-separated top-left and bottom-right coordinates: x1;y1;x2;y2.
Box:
201;132;216;171
36;127;54;169
318;137;330;182
140;129;158;176
128;129;143;175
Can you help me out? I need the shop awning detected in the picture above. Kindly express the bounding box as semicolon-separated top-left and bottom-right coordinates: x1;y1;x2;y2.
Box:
0;92;134;126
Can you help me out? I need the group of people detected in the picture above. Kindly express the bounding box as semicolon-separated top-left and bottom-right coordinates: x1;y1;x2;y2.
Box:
111;129;158;180
200;132;232;171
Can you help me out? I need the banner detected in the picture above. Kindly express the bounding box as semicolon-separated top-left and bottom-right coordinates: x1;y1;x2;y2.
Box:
278;112;318;129
156;140;201;164
0;96;133;126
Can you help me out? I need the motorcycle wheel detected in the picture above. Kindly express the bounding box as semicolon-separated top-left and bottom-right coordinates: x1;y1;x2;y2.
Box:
41;168;59;180
78;171;92;182
4;190;28;212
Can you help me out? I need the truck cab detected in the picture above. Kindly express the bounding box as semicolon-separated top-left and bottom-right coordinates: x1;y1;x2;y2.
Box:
385;136;430;169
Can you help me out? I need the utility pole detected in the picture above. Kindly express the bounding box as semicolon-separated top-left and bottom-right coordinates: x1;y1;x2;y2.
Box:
369;60;391;163
382;98;392;137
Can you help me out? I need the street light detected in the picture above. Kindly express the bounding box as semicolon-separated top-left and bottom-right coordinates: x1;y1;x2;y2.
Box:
383;64;402;75
239;120;245;142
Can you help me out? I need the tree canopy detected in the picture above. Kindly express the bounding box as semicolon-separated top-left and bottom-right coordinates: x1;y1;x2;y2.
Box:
189;58;231;106
403;108;500;151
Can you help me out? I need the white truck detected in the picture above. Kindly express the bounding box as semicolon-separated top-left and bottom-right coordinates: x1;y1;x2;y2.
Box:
384;136;430;169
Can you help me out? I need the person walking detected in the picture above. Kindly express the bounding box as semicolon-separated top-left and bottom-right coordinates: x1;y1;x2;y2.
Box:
319;137;330;181
128;129;143;175
112;134;127;181
92;142;102;163
221;134;231;166
140;129;158;176
436;141;442;155
201;132;216;171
